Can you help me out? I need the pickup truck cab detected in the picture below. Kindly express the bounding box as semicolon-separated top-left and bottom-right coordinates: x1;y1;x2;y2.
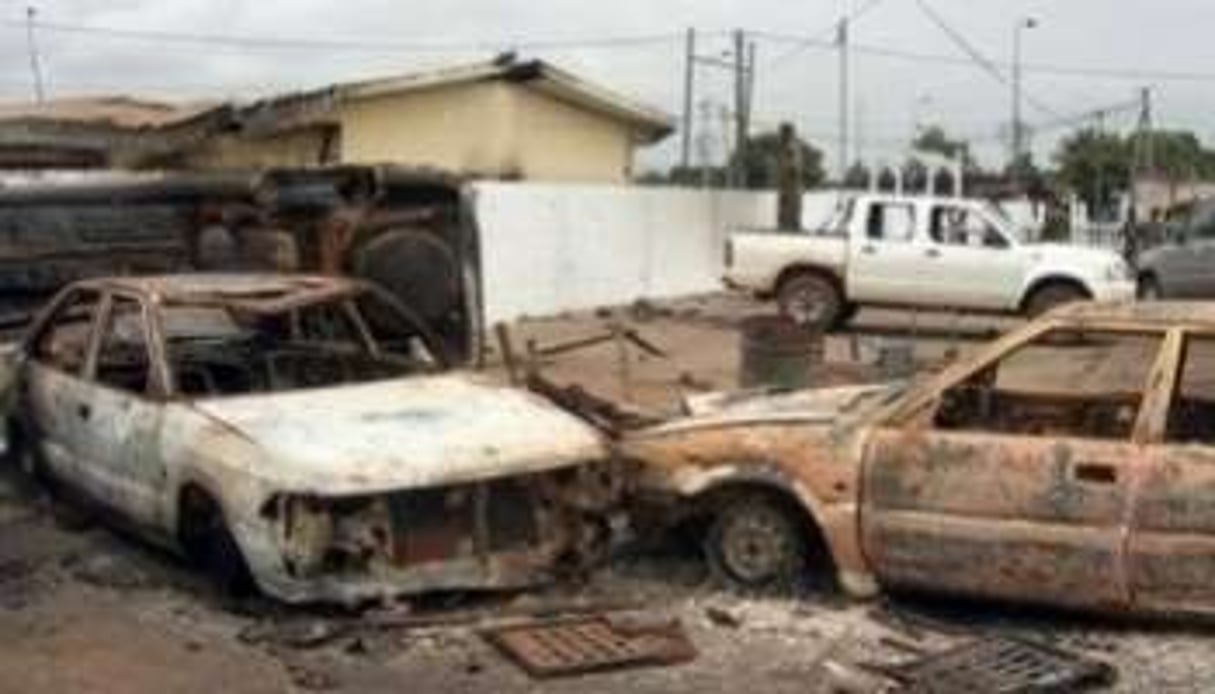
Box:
725;193;1136;329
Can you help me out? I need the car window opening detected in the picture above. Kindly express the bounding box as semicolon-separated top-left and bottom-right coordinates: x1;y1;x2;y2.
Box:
933;330;1162;440
166;291;442;397
1167;336;1215;444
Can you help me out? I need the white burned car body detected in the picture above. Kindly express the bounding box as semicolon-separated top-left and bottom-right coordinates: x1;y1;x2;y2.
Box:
6;275;616;604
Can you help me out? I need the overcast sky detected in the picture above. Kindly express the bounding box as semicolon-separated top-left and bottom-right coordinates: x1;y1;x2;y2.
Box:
2;0;1214;172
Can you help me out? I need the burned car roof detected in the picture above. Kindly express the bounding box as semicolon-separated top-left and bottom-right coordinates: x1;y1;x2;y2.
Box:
72;273;364;308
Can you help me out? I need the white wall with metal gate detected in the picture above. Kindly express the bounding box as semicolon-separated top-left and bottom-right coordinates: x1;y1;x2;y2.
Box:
471;182;841;324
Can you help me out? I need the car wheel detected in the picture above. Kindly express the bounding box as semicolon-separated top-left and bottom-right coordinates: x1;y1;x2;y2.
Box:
777;273;842;331
1138;276;1162;301
181;496;255;599
705;493;806;592
5;420;52;486
1025;283;1088;318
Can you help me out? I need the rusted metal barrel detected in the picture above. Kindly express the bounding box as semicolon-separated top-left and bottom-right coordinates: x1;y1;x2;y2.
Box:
738;315;823;390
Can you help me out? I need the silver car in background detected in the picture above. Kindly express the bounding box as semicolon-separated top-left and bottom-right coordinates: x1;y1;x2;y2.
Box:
1138;201;1215;299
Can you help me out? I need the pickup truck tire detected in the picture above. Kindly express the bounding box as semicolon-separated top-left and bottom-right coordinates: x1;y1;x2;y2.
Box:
1138;274;1162;300
777;273;843;331
705;492;807;592
1024;282;1089;317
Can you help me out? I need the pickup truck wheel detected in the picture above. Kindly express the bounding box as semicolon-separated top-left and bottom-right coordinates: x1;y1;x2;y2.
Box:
777;274;842;331
1025;283;1088;317
705;494;806;592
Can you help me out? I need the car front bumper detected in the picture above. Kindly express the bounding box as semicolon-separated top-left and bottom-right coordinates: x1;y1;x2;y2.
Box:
229;464;623;606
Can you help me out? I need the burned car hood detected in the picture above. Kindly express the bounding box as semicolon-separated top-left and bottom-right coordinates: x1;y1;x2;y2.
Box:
662;382;901;432
190;374;606;494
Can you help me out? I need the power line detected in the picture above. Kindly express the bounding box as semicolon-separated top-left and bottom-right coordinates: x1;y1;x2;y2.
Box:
912;0;1060;119
13;16;1215;85
756;31;1215;85
0;18;690;53
765;0;890;73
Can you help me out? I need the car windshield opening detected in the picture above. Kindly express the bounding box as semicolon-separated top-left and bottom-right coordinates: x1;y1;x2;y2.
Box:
164;291;442;397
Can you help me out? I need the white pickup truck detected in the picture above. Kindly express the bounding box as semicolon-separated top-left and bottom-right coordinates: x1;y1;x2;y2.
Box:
725;193;1137;329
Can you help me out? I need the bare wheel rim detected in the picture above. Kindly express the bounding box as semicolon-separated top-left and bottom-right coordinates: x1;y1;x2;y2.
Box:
718;506;797;584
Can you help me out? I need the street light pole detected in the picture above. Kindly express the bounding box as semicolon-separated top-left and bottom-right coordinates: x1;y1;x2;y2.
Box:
1011;16;1037;170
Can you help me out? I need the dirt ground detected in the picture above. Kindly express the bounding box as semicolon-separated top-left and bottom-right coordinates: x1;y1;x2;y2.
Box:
1;295;1213;693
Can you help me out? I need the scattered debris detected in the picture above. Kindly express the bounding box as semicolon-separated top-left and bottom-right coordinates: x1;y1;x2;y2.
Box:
238;619;350;651
283;660;340;691
881;636;1116;693
483;616;696;678
704;605;744;629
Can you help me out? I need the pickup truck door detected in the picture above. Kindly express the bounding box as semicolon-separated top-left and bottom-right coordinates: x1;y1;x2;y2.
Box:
861;326;1166;611
918;204;1028;310
1128;332;1215;616
848;201;928;303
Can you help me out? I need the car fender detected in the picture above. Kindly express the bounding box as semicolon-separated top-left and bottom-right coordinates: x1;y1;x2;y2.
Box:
1017;267;1096;308
623;421;878;597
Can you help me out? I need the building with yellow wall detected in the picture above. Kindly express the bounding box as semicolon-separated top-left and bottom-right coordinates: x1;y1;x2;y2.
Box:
163;57;673;183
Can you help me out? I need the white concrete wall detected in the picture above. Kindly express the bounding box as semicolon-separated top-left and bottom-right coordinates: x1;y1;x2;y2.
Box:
471;182;841;324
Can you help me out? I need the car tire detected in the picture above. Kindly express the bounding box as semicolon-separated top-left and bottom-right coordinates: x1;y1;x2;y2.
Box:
1025;283;1089;318
182;497;255;599
704;493;807;593
777;273;842;331
1138;276;1162;301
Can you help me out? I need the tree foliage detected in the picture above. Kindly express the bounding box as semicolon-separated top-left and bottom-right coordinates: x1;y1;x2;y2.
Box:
1054;129;1133;212
912;125;972;168
729;130;826;190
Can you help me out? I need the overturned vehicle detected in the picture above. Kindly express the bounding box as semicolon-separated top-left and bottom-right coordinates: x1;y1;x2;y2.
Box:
623;302;1215;618
3;274;621;604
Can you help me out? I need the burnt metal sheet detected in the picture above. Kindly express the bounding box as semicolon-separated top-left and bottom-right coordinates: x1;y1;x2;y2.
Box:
484;617;695;678
888;636;1115;694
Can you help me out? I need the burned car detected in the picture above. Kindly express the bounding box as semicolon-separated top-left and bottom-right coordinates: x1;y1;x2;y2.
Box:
2;274;617;604
624;302;1215;618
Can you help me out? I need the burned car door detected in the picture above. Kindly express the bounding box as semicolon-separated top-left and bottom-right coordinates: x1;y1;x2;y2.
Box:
861;326;1167;611
73;292;169;528
23;287;106;480
1129;332;1215;615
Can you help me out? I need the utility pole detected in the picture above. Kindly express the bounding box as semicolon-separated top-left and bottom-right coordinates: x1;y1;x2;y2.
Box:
1011;17;1037;173
837;16;850;182
680;28;696;171
732;29;748;188
1135;86;1155;175
26;5;46;104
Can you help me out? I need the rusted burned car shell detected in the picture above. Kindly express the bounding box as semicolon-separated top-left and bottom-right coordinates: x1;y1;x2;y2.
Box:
622;385;894;597
9;274;617;605
624;302;1215;618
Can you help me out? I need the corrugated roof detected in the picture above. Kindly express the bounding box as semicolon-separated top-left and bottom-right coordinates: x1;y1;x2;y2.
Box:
0;96;216;129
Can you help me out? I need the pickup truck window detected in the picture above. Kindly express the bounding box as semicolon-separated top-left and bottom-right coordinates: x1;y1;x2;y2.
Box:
929;205;1008;249
866;203;915;243
933;329;1162;440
